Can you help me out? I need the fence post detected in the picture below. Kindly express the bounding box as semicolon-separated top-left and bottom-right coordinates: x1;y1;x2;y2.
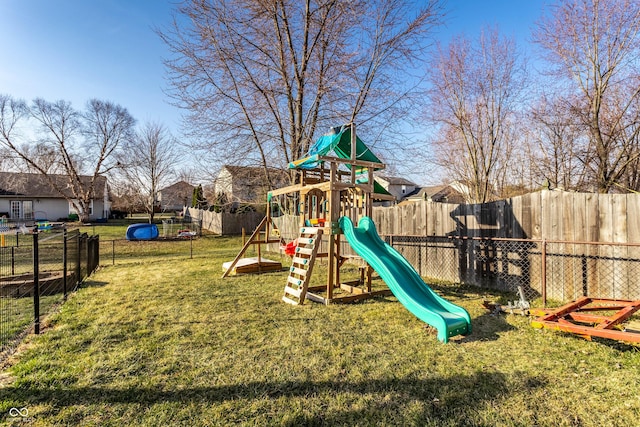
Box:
11;246;15;275
95;235;99;272
87;236;92;275
190;236;193;259
418;239;422;276
32;228;40;335
541;239;547;307
76;233;82;288
63;226;68;300
112;239;115;265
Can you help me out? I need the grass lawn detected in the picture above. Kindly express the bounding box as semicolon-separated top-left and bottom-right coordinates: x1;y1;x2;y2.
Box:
1;228;639;426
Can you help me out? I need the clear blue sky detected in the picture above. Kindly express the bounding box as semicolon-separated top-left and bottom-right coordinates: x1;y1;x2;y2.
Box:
0;0;548;143
0;0;180;130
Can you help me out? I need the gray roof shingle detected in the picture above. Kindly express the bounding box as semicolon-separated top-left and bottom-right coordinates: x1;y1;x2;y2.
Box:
0;172;106;198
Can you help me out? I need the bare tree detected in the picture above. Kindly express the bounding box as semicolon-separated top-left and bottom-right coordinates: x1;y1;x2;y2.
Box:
159;0;444;185
118;122;182;223
109;180;145;216
0;94;136;221
527;93;588;191
533;0;640;193
425;28;527;203
176;167;198;185
0;101;25;173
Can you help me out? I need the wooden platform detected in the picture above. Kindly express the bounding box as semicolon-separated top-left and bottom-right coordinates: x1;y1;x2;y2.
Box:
306;281;392;305
531;297;640;343
222;257;283;275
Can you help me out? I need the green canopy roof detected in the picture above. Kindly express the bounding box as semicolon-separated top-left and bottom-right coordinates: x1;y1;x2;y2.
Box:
288;125;383;171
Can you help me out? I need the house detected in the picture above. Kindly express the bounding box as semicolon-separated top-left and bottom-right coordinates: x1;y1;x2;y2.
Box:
214;165;290;211
157;181;195;213
375;176;419;201
402;182;469;204
0;172;111;221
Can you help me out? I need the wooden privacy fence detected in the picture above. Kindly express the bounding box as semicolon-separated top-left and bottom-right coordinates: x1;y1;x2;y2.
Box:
371;190;640;243
270;190;640;303
184;208;263;235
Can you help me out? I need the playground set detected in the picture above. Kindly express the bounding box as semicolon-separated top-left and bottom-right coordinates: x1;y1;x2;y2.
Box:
222;124;472;343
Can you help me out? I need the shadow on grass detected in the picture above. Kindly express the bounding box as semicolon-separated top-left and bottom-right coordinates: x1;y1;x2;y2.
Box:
427;283;491;301
0;371;531;424
541;332;640;353
78;280;110;289
459;312;517;343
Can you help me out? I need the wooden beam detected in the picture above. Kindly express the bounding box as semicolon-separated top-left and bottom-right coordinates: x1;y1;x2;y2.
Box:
328;289;392;304
221;216;268;278
269;183;304;197
315;155;385;170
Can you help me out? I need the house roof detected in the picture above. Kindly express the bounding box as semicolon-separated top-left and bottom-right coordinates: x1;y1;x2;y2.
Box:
159;181;194;194
221;165;288;177
158;181;194;207
403;184;466;203
404;185;444;198
0;172;107;198
376;175;417;186
218;165;290;186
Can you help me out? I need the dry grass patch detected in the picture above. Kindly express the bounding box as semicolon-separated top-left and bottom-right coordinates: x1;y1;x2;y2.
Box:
0;234;638;426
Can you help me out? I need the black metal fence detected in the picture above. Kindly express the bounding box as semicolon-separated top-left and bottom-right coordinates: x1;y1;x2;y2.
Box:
0;228;99;360
97;236;199;266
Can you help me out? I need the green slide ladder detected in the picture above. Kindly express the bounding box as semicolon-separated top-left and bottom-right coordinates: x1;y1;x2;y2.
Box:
339;216;471;343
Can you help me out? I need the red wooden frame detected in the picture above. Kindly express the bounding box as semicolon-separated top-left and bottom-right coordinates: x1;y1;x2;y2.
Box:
531;297;640;343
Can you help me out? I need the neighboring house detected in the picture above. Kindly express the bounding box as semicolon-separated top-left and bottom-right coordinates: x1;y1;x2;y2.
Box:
157;181;195;213
402;181;469;204
375;176;419;202
214;165;290;210
0;172;111;221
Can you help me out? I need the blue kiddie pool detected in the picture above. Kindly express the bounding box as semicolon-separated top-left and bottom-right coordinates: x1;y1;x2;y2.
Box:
126;223;159;241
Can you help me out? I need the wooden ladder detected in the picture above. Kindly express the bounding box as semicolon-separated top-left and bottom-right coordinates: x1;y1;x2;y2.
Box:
282;226;323;305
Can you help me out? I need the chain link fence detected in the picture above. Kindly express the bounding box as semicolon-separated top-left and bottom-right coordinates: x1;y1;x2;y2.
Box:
269;215;640;305
161;217;202;238
0;228;99;361
380;235;640;305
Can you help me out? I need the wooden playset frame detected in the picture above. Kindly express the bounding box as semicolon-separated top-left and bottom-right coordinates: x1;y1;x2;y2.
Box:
531;297;640;343
222;123;395;305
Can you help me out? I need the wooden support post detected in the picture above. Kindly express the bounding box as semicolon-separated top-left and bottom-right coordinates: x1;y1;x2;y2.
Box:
350;122;356;184
327;234;335;301
299;194;306;227
335;233;341;289
265;202;270;243
351;189;355;223
367;168;374;217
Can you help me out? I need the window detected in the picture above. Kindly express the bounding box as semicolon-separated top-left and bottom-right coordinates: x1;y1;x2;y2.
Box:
9;201;34;220
402;185;406;194
10;201;20;219
22;201;33;220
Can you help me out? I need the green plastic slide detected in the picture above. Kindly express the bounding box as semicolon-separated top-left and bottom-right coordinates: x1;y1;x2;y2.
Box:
339;216;471;343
